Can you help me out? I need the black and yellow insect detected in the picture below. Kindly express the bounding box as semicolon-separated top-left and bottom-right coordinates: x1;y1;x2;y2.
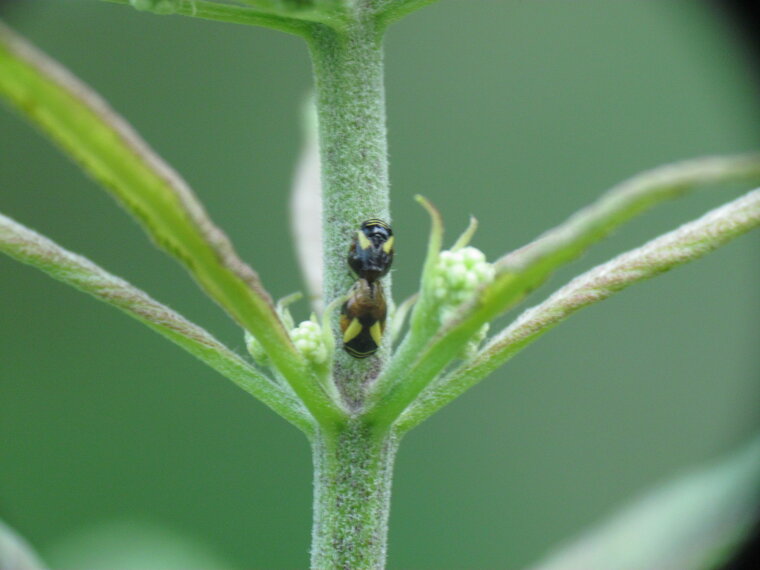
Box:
340;278;387;359
348;218;394;283
341;219;393;358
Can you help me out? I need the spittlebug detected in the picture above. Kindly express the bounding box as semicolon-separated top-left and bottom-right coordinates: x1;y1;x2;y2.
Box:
340;278;387;359
348;219;394;283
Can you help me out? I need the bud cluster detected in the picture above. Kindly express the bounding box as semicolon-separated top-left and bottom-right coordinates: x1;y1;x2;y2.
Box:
432;246;495;322
290;320;328;364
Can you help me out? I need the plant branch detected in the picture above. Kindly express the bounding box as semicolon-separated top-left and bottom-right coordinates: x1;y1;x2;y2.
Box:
0;211;314;434
0;22;345;427
499;153;760;276
373;0;442;27
398;188;760;431
365;154;760;426
99;0;315;36
471;155;760;343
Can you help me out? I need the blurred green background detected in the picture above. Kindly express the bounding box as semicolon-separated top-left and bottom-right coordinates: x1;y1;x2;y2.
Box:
1;1;759;568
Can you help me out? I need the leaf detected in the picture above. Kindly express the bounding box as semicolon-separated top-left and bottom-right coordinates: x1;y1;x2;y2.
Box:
101;0;316;35
375;0;443;27
495;153;760;308
0;23;343;426
46;519;235;570
365;196;443;413
368;156;760;427
399;188;760;431
290;96;323;313
0;518;48;570
0;211;313;434
527;435;760;570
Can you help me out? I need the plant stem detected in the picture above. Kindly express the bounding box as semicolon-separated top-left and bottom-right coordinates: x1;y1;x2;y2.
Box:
311;424;398;569
307;19;391;406
304;16;396;567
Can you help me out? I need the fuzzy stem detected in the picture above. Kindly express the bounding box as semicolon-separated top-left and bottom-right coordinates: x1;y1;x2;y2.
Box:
311;424;398;569
307;19;391;407
304;16;396;567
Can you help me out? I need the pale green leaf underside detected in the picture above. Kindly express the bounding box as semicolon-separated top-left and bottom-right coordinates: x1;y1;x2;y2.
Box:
0;518;48;570
528;434;760;570
0;212;313;433
0;23;343;426
399;188;760;430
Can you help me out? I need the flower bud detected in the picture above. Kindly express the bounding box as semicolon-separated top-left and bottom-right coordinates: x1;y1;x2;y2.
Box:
290;320;328;364
432;246;495;321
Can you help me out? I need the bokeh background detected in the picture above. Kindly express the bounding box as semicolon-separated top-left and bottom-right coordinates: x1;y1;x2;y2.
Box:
1;1;759;568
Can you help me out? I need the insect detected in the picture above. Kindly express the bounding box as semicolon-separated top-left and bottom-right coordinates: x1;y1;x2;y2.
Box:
340;278;387;359
341;220;393;358
348;218;394;283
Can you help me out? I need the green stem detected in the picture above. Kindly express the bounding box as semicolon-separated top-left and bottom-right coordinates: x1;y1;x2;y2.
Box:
311;424;398;569
307;20;391;407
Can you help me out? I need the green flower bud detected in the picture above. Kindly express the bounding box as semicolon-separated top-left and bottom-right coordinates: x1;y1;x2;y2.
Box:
291;320;328;364
432;246;495;321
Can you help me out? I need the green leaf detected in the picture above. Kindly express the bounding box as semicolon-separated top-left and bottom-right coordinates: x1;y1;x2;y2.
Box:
290;95;323;313
0;211;314;434
365;195;443;413
46;520;236;570
0;518;48;570
0;23;344;427
399;188;760;431
367;155;760;428
101;0;317;35
528;435;760;570
495;153;760;306
375;0;443;27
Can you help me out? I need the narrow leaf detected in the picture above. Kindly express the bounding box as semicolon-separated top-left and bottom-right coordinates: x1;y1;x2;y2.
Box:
496;153;760;304
290;96;323;313
0;518;48;570
370;156;760;427
450;215;478;252
375;0;443;27
398;188;760;431
0;211;313;434
0;24;343;425
100;0;314;35
365;196;443;411
390;293;418;345
528;435;760;570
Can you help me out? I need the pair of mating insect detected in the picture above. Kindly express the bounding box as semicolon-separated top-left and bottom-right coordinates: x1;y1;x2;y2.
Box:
340;219;394;358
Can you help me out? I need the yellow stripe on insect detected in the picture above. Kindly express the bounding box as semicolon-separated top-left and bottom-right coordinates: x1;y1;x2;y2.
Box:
345;346;375;358
357;231;372;250
364;218;390;229
382;235;394;254
343;317;363;343
369;321;383;346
